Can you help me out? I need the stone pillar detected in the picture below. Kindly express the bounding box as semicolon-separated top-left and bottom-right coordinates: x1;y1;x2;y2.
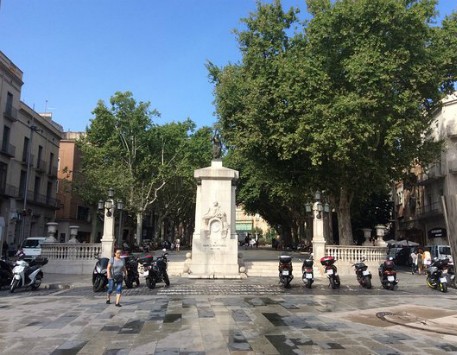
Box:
189;160;240;278
68;226;80;243
312;202;326;277
101;211;115;258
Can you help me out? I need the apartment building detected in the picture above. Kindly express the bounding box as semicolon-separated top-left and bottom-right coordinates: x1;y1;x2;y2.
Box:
55;131;94;243
0;51;63;250
395;93;457;246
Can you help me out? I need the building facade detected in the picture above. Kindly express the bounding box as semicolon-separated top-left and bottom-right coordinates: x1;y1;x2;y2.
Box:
0;51;63;251
395;93;457;246
55;131;95;243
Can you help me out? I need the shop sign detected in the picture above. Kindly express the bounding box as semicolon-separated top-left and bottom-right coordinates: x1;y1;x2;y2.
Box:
428;228;447;239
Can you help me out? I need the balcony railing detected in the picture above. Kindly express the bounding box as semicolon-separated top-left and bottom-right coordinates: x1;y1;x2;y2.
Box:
48;165;58;178
0;142;16;157
0;184;18;197
325;245;387;263
416;201;443;219
36;159;46;173
3;107;18;122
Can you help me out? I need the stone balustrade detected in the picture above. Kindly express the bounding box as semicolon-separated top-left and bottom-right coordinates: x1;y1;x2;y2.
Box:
324;245;388;275
41;243;102;260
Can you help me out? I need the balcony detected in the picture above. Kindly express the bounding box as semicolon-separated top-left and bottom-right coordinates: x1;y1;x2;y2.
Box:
36;159;46;173
3;107;18;122
449;160;457;175
416;201;443;220
0;184;18;198
418;164;445;185
48;165;58;178
21;154;34;167
0;142;16;158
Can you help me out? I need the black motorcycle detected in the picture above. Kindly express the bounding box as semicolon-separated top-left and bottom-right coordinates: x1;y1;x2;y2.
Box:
146;249;170;289
0;258;13;289
426;257;449;293
352;257;372;289
320;256;340;289
278;255;293;288
92;256;109;292
379;257;398;290
301;256;314;289
123;255;140;288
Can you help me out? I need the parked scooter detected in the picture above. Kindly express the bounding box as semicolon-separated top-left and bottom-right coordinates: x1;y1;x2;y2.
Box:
92;256;109;292
320;256;340;289
0;258;13;289
426;257;450;293
10;257;48;293
446;263;456;288
145;249;170;289
123;254;140;288
301;255;314;288
278;255;293;288
379;257;398;290
352;257;372;289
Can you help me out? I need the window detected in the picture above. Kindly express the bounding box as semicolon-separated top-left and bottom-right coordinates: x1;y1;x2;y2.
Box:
0;162;7;192
19;170;26;196
5;92;13;114
22;137;29;162
33;176;41;201
37;145;43;169
77;206;90;221
46;181;53;204
49;152;54;174
2;126;10;152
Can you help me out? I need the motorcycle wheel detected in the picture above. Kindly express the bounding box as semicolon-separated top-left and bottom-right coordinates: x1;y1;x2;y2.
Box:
136;277;140;287
426;276;437;289
306;279;313;289
10;279;19;293
93;275;105;293
31;275;42;290
330;277;337;289
163;273;170;287
364;277;372;289
146;277;156;289
439;282;448;293
125;276;134;289
389;282;395;291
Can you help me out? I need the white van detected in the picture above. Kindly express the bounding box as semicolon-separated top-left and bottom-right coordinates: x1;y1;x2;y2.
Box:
21;237;47;260
428;245;453;263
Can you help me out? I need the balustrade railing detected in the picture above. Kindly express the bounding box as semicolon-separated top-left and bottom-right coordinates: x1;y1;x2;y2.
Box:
41;243;102;260
325;245;387;263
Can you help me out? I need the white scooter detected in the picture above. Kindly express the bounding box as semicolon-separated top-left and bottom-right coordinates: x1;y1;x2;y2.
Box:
10;257;47;293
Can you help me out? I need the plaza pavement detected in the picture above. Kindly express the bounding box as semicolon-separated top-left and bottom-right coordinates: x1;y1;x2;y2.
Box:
1;248;457;354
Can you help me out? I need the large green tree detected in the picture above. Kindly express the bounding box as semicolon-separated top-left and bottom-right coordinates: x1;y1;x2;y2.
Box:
76;91;212;244
210;0;456;245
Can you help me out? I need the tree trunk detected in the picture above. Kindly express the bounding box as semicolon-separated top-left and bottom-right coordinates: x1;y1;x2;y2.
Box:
90;209;99;243
136;212;143;245
337;187;353;245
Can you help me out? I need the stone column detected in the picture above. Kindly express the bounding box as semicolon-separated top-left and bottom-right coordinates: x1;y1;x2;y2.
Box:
312;202;326;277
189;160;240;278
374;225;387;246
45;222;58;243
101;210;115;258
362;228;372;246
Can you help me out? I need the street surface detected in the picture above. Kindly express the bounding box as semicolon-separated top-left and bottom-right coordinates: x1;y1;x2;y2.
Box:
1;268;457;355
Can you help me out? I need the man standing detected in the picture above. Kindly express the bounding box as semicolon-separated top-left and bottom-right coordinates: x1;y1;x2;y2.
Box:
410;250;418;274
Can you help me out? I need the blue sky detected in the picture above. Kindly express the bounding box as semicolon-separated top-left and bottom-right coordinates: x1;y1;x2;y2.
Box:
0;0;456;132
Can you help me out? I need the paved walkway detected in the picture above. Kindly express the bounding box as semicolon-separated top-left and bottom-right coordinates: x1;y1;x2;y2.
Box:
1;248;456;354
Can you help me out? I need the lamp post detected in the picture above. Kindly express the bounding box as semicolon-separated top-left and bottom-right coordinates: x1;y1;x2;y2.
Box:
305;190;330;273
98;188;123;258
116;200;124;247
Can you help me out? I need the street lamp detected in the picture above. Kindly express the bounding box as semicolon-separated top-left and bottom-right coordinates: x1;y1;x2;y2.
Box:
116;200;124;246
98;188;123;258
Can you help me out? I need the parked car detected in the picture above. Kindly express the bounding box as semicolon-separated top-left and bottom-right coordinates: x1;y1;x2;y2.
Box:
21;237;47;261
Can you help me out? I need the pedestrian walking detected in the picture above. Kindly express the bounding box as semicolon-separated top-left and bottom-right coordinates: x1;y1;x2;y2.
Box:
423;248;432;271
106;248;127;307
410;250;418;274
417;249;424;274
175;238;180;252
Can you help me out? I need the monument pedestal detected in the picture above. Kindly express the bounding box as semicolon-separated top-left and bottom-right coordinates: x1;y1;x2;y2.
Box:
189;160;240;279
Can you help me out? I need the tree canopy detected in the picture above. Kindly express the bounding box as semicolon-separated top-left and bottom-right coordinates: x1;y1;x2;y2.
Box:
209;0;457;245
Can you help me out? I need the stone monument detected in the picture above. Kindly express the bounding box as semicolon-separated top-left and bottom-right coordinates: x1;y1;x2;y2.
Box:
189;158;240;278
